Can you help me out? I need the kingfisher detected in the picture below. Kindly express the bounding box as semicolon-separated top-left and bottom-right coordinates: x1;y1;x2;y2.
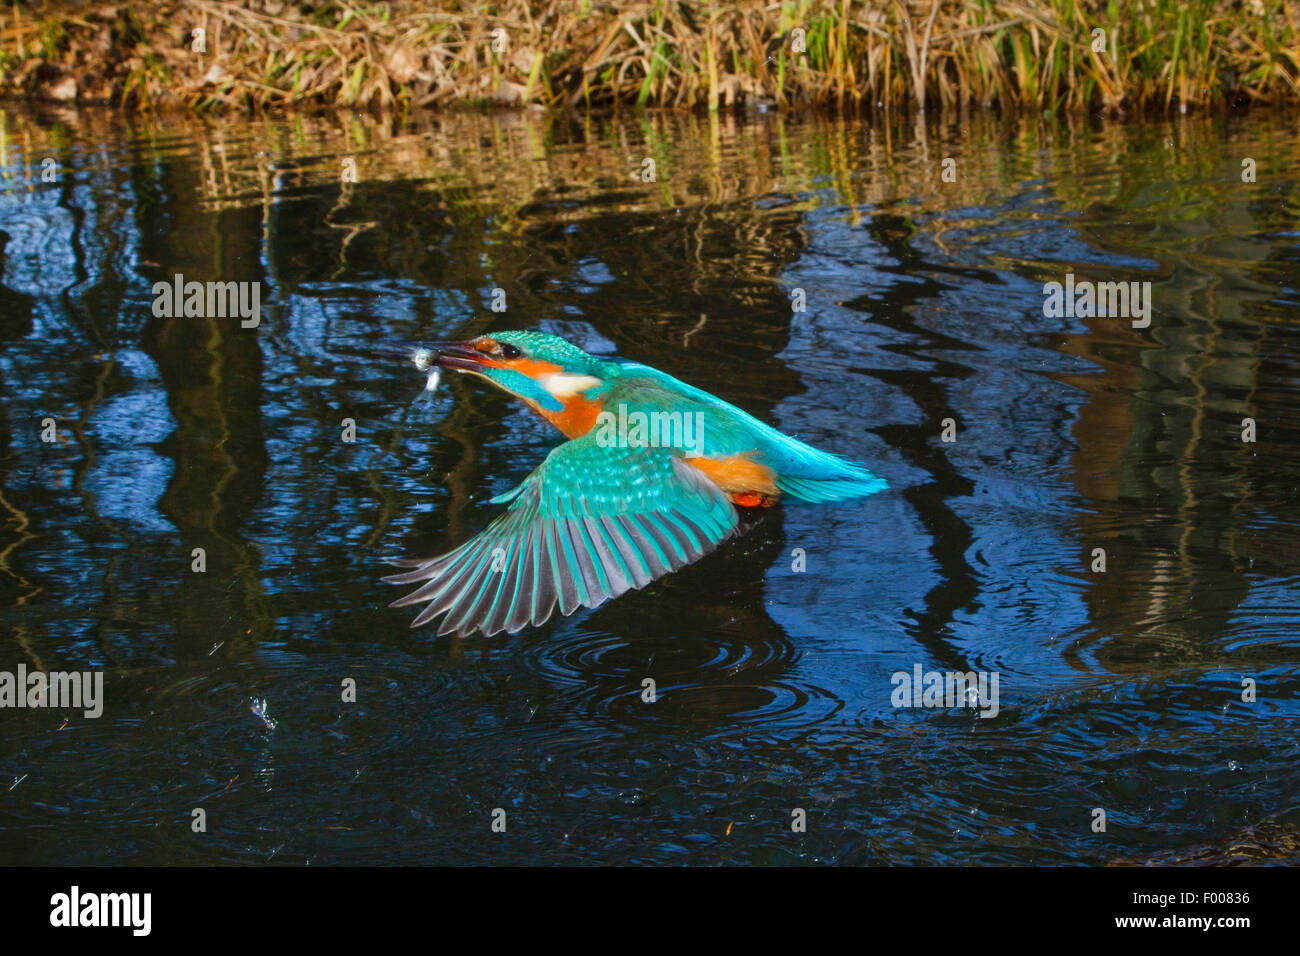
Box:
386;330;887;635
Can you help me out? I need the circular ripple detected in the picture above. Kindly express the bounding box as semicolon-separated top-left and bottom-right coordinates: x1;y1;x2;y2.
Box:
605;679;843;733
520;624;840;734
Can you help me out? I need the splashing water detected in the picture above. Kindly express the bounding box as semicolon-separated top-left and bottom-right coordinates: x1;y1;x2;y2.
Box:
249;698;277;731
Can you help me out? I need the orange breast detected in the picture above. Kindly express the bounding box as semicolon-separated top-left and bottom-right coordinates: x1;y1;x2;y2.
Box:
686;453;779;507
538;393;603;439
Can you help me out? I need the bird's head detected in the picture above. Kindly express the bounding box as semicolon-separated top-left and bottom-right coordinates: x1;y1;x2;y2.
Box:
427;330;614;434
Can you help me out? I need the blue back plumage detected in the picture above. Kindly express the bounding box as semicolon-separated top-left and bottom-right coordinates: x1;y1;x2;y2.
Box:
609;361;888;502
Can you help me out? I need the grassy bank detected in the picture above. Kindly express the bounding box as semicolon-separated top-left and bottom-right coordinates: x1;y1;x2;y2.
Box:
1;1;1297;113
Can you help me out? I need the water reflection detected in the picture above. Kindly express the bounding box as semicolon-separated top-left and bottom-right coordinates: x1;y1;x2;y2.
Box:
0;104;1298;864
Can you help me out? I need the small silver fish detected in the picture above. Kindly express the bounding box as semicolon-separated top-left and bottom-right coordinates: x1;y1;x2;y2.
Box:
411;348;441;404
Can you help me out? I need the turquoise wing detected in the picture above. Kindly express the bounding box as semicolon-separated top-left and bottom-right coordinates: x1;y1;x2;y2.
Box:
385;435;739;636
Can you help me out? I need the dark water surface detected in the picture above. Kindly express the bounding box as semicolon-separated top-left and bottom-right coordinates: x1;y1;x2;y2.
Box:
1;106;1298;865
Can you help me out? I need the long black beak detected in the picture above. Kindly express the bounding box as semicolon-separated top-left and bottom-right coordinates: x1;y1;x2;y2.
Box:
426;340;491;373
379;341;491;373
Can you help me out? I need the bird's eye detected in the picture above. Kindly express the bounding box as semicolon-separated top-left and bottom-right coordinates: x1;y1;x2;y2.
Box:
500;343;522;359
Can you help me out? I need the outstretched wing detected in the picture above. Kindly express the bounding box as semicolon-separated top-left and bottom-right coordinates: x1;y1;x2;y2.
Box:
384;436;739;636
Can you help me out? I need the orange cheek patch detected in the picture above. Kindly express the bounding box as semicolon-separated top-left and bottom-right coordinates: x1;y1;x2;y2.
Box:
509;357;563;378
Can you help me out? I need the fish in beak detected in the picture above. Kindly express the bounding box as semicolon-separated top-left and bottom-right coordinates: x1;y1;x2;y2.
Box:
425;340;502;373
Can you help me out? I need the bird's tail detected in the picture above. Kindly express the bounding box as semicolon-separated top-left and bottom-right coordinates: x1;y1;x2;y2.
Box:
768;438;889;503
777;468;888;503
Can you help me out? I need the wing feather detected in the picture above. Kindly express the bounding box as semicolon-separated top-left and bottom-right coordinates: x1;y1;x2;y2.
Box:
386;436;738;635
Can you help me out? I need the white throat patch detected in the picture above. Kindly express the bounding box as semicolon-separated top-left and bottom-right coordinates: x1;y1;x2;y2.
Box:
537;372;603;399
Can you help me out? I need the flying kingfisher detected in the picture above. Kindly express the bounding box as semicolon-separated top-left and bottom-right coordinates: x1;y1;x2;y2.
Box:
386;331;887;635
